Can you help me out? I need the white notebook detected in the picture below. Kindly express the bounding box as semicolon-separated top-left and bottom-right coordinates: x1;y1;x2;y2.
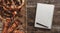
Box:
35;3;55;29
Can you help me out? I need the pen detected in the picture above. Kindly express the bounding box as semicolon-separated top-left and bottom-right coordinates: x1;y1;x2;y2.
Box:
36;22;48;28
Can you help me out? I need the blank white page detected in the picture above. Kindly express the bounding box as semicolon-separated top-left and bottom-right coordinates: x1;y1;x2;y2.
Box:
35;3;55;29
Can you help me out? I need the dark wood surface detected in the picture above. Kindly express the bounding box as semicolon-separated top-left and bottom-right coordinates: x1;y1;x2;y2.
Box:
0;0;60;33
27;0;60;33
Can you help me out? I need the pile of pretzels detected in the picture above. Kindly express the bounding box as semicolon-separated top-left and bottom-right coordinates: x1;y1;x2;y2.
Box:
0;0;25;33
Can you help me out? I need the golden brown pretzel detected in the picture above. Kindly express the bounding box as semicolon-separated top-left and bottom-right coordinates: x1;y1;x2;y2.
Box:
2;0;25;10
13;30;24;33
7;19;20;33
2;18;11;33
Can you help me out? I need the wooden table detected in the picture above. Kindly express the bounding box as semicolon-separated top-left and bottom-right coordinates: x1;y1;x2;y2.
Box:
27;0;60;33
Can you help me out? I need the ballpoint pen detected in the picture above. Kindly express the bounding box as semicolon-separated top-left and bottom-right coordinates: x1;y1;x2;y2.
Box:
36;22;48;28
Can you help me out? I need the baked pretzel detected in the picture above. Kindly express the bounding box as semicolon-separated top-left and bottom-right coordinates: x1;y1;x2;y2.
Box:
2;18;11;33
2;0;25;10
7;19;20;33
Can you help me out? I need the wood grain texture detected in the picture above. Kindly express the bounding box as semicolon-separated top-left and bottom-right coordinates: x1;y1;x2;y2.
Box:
0;0;60;33
27;0;60;33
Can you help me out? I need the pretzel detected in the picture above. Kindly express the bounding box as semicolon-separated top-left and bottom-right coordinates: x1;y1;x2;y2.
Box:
7;19;20;33
13;30;24;33
2;18;11;33
2;0;25;10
